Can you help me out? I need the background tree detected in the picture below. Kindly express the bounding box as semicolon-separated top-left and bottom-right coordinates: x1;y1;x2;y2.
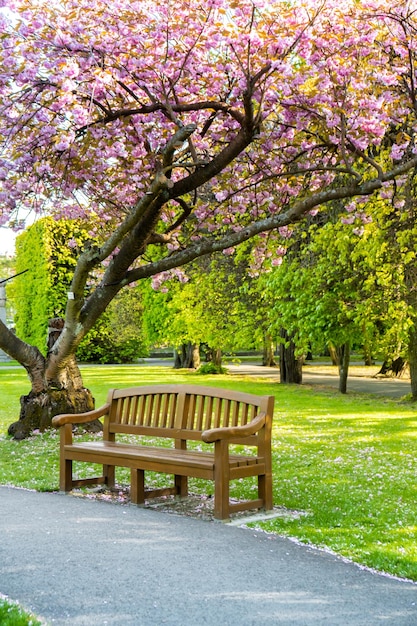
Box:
265;217;374;392
1;0;417;436
359;172;417;398
143;249;262;369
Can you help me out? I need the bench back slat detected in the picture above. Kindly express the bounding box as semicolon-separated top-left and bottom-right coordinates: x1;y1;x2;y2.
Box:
104;385;274;446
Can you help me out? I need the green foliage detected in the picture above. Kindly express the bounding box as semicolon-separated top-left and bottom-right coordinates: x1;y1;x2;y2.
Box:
262;208;411;362
142;250;264;356
13;217;94;352
13;218;147;362
196;362;227;375
0;598;42;626
77;289;148;363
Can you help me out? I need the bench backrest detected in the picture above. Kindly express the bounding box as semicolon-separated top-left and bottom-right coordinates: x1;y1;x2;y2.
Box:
103;384;274;446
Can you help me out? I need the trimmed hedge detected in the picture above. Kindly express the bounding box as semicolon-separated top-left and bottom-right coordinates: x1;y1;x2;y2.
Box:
13;217;147;362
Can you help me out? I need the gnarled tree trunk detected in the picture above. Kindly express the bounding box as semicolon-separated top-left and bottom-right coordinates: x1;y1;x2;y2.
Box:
7;318;98;440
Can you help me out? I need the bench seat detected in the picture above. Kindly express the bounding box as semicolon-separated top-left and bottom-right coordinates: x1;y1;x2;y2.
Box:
65;441;264;474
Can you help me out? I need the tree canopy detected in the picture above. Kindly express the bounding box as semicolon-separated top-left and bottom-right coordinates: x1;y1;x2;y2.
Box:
2;0;417;434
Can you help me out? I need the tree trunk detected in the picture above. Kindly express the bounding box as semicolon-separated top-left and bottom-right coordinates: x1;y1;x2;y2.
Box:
7;359;96;439
173;342;200;369
203;346;223;367
408;322;417;400
336;342;350;394
7;318;98;439
328;343;339;366
211;348;222;367
262;334;277;367
279;329;302;384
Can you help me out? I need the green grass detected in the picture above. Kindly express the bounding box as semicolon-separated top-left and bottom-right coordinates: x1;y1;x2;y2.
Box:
1;364;417;581
0;597;42;625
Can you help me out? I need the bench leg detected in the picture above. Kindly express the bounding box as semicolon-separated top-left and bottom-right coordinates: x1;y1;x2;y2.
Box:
175;475;188;498
214;440;230;521
60;458;73;492
104;464;115;489
258;473;273;511
130;469;145;505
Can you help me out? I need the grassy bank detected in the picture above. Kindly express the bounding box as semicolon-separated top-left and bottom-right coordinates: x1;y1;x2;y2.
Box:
1;364;417;581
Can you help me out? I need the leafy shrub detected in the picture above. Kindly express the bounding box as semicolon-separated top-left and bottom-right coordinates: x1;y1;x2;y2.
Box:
197;362;227;375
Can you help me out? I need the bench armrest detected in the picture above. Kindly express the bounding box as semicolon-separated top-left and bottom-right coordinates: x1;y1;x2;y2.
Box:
52;403;111;428
201;412;266;443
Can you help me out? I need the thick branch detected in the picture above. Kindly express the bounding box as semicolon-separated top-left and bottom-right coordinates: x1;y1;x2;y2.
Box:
170;126;253;198
77;100;245;135
125;157;417;283
0;320;46;392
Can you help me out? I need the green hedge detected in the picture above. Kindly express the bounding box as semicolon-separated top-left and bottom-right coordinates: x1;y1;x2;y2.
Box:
13;217;147;362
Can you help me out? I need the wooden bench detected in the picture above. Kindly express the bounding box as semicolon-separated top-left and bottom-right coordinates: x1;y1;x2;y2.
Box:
52;384;275;521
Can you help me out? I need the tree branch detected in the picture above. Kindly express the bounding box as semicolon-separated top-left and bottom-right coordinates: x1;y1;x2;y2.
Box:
124;156;417;284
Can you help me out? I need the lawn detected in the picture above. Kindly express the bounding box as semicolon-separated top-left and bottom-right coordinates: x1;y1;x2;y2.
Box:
0;595;42;626
1;363;417;581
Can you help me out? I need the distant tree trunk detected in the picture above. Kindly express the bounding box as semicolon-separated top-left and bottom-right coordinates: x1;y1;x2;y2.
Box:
173;342;200;369
279;329;302;384
408;322;417;400
336;342;350;394
204;346;222;367
328;343;339;366
363;346;374;366
262;334;277;367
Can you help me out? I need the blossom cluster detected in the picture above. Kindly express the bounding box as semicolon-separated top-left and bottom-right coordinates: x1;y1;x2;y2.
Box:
0;0;416;261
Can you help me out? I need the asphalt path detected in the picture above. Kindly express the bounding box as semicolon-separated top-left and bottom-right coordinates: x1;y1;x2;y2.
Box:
1;487;417;626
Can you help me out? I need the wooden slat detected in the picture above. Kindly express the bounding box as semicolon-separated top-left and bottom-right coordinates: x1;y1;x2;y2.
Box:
137;395;145;426
130;395;139;426
153;394;162;428
159;394;168;427
196;395;205;430
213;397;222;428
231;401;239;427
115;397;123;424
168;393;177;428
205;396;213;430
223;398;230;427
124;397;132;425
241;403;249;425
144;395;153;426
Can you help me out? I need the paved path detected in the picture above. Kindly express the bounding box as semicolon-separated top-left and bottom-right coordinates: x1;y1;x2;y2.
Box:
135;358;412;398
225;362;412;398
1;487;417;626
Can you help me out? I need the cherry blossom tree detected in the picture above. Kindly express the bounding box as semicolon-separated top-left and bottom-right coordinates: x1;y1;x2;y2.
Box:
1;0;417;437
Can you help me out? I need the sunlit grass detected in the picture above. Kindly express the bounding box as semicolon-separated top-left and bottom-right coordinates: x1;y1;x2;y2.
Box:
0;596;42;626
1;364;417;580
